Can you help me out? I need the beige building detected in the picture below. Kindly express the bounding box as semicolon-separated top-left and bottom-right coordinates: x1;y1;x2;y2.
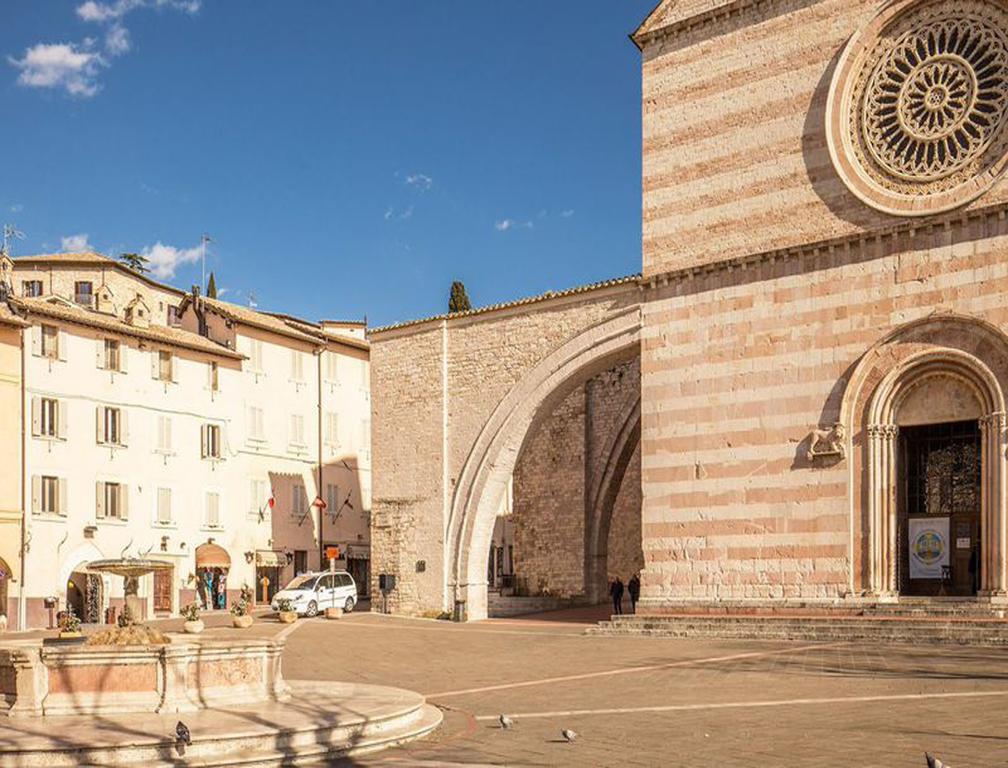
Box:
368;0;1008;620
2;251;371;629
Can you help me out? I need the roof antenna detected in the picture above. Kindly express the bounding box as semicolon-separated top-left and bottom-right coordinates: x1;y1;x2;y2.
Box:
248;290;257;309
2;224;25;258
200;234;212;292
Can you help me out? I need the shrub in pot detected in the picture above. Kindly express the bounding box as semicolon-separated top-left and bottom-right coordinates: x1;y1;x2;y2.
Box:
276;598;297;624
230;599;254;628
59;605;82;638
181;602;204;634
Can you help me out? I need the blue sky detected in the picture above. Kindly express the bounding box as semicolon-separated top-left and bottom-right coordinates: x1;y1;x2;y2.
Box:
4;1;655;326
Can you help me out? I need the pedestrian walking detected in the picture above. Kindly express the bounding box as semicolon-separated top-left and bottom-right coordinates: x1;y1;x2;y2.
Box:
628;573;641;614
609;577;624;615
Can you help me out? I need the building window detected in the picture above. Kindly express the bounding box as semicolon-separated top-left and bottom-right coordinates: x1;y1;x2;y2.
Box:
41;325;59;359
22;280;42;297
324;412;338;445
157;487;172;524
201;423;222;459
291;349;304;381
292;483;307;517
40;397;59;438
157;350;173;382
99;406;124;445
208;361;219;391
289;414;305;447
205;491;221;528
100;482;125;520
103;339;120;371
249;478;269;519
167;305;180;326
325;351;338;382
247;406;264;441
249;339;263;373
156;415;172;452
74;281;94;307
294;550;308;576
326;483;339;513
40;475;61;514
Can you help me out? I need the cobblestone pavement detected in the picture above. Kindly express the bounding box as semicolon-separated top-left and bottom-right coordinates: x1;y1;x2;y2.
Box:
281;611;1008;767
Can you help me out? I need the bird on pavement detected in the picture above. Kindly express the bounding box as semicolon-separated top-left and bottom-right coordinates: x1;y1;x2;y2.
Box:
925;753;948;768
176;721;192;746
499;715;514;730
561;729;578;743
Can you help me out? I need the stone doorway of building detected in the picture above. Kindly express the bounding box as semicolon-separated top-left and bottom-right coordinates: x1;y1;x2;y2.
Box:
153;566;173;615
899;420;982;597
66;571;102;623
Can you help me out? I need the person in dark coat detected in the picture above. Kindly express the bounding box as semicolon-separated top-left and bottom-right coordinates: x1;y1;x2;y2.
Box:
609;577;624;615
628;574;641;614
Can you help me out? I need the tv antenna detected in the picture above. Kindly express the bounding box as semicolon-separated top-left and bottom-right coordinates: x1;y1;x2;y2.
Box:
248;290;258;309
2;224;25;257
200;233;212;292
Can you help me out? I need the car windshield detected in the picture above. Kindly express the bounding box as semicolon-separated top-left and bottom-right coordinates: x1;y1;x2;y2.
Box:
284;574;316;591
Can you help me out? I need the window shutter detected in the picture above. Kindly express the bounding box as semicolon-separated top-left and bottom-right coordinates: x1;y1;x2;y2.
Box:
57;401;68;439
95;481;106;518
171;354;178;383
119;344;128;373
120;409;129;446
150;350;158;379
31;397;40;437
30;325;41;357
96;338;105;369
31;475;40;513
200;424;208;458
57;330;67;361
96;406;103;444
58;478;68;514
165;416;172;451
119;484;129;521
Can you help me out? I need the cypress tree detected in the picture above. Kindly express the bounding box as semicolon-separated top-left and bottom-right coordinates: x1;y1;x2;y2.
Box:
206;271;218;299
448;281;472;313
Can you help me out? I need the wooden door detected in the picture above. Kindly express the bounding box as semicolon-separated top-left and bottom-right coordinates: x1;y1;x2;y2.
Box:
153;567;173;614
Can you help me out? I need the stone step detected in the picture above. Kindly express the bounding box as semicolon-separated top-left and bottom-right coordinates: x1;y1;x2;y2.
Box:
0;681;441;768
587;615;1008;646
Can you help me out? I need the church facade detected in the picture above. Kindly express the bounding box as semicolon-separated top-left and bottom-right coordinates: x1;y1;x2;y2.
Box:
369;0;1008;619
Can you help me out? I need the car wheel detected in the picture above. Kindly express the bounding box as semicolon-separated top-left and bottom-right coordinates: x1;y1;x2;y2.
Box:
306;600;318;618
344;597;355;613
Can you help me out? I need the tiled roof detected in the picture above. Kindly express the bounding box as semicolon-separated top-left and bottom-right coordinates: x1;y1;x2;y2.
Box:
13;296;244;359
178;295;322;344
263;311;370;351
14;252;186;296
0;302;29;328
369;274;641;335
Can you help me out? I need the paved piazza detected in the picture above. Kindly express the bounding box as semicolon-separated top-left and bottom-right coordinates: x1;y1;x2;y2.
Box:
277;609;1008;767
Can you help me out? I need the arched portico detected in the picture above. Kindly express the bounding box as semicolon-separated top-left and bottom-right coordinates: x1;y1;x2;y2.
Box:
842;314;1008;600
448;307;641;620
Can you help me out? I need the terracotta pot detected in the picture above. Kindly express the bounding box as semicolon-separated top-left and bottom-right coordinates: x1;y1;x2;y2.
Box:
278;611;298;624
324;607;343;620
232;614;254;629
183;620;205;634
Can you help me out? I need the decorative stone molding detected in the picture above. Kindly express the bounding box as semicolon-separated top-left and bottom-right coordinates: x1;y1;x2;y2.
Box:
807;422;846;462
827;0;1008;216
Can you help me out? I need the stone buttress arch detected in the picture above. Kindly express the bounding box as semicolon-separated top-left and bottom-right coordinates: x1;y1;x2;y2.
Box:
840;314;1008;598
447;307;641;621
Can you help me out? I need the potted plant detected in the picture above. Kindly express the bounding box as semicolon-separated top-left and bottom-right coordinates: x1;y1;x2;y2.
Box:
230;599;254;628
181;602;204;634
276;598;297;624
59;605;82;639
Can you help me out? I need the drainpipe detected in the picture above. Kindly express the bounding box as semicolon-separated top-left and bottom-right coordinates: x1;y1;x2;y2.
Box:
317;345;324;570
17;322;26;631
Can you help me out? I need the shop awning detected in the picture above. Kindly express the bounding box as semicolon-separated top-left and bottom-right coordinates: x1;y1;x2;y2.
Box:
345;544;370;560
195;543;231;569
255;550;286;568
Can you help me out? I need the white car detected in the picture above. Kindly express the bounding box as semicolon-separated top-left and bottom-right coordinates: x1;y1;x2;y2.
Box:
271;571;358;617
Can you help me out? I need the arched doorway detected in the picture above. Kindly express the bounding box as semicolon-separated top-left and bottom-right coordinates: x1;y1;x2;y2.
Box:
448;308;641;620
843;315;1008;600
195;543;231;610
66;571;102;623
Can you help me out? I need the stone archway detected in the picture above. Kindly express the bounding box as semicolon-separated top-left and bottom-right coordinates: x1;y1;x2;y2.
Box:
448;308;641;621
841;314;1008;599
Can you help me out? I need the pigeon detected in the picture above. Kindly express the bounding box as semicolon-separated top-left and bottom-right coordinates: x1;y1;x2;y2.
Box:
499;714;514;730
561;729;578;743
925;754;947;768
176;721;192;746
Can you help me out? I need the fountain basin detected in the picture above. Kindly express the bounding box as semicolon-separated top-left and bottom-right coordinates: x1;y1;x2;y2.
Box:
0;636;290;717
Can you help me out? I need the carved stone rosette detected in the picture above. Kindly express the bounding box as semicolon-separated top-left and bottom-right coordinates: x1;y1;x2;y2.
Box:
826;0;1008;215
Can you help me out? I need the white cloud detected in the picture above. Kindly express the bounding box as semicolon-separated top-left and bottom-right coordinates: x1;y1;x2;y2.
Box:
405;173;433;191
61;233;92;251
141;241;201;279
384;205;413;221
561;209;575;218
8;42;103;97
9;204;23;213
495;219;533;232
104;24;131;56
76;0;199;22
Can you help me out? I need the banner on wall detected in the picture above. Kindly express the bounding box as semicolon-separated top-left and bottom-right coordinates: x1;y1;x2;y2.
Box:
908;517;950;579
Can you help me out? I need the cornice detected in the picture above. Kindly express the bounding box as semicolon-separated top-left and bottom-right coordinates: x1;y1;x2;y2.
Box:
633;0;768;51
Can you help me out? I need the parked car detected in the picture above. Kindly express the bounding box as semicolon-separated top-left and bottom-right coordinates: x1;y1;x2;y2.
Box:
270;571;357;617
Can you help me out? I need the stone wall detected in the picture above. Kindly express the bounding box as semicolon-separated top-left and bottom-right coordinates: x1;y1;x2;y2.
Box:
640;214;1008;604
639;0;1008;276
